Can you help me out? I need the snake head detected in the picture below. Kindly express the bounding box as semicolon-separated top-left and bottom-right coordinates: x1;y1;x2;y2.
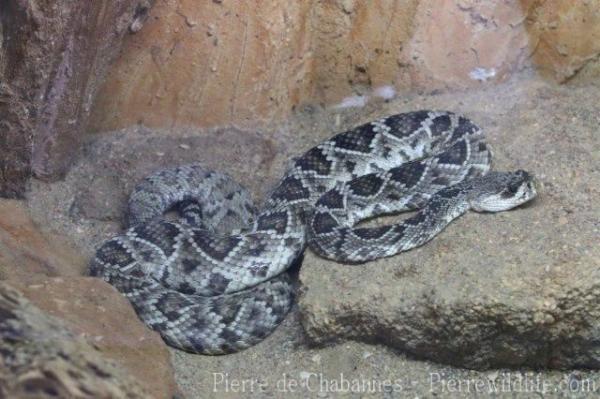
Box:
469;170;537;213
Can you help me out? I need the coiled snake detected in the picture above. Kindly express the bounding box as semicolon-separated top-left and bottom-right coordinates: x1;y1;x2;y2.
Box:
90;111;537;354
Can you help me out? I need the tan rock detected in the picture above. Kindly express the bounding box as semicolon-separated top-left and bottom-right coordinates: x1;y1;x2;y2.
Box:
0;201;177;397
4;0;599;195
11;277;178;399
0;282;149;398
90;0;421;129
309;0;419;104
86;0;533;132
405;0;531;89
89;0;314;131
522;0;600;82
0;199;86;281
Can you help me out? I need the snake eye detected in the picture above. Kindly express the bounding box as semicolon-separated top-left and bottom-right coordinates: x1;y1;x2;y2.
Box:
501;181;521;198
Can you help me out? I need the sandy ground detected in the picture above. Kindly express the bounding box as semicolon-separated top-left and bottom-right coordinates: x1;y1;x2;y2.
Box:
27;71;600;398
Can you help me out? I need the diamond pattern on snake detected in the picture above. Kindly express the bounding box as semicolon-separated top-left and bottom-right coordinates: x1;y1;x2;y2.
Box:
89;111;537;354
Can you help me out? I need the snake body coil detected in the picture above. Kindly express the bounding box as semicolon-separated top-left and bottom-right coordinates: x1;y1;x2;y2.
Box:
90;111;536;354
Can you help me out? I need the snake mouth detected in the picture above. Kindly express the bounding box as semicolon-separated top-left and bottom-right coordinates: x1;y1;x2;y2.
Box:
525;174;539;198
515;176;538;208
527;176;542;192
513;169;538;203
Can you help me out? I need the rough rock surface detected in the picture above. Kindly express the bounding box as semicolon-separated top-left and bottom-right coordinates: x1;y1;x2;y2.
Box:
0;200;178;398
0;282;148;398
0;200;86;281
523;0;600;82
298;76;600;369
90;0;600;132
4;1;598;196
89;0;315;131
406;0;531;89
0;0;155;196
10;278;178;399
291;0;421;105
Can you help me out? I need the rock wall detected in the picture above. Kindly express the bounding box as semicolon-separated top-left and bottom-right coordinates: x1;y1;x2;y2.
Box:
0;0;154;197
309;0;420;105
522;0;600;82
2;0;599;196
89;0;600;134
88;0;316;130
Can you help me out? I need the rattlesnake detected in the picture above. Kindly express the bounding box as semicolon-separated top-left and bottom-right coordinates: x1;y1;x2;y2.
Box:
89;111;537;354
